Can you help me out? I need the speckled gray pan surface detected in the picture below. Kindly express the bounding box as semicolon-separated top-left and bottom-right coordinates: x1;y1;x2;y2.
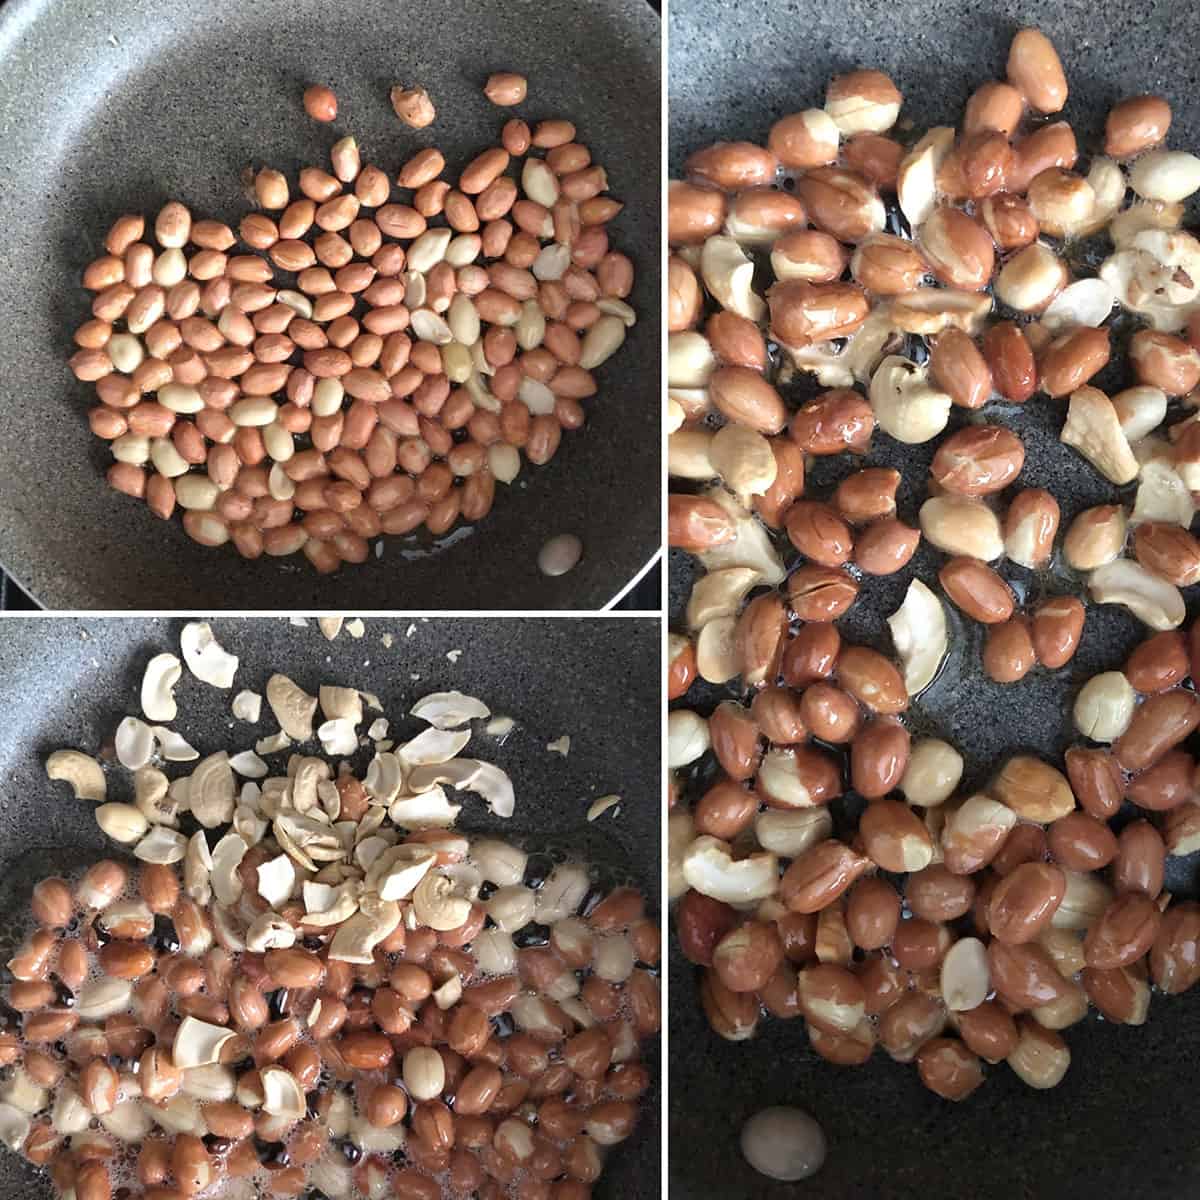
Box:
0;0;659;611
670;1;1200;1196
0;616;660;1198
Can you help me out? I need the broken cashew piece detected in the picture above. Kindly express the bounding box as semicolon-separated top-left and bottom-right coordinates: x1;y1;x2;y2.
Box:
266;674;319;741
141;654;182;723
888;579;948;696
1089;559;1185;630
869;356;952;444
180;622;239;688
701;235;766;322
681;835;779;904
45;750;106;803
1060;386;1139;485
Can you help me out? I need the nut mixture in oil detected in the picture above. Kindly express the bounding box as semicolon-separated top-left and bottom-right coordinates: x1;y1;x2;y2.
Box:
669;23;1200;1120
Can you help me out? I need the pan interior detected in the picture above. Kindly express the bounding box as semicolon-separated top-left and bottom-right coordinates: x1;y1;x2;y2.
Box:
0;0;659;609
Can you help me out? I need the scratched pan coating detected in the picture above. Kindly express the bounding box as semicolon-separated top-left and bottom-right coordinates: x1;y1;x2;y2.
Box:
0;616;660;1198
0;0;659;610
669;1;1200;1195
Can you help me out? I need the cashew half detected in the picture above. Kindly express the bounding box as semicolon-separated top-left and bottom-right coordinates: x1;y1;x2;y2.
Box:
681;835;779;904
141;654;182;723
897;127;954;228
45;750;106;803
887;579;949;696
1060;386;1139;485
1089;558;1185;630
701;235;766;322
869;356;952;443
266;674;319;741
410;691;491;729
180;622;239;688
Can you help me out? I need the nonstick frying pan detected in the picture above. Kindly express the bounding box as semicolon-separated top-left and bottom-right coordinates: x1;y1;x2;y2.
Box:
0;0;660;611
0;615;660;1197
669;2;1200;1195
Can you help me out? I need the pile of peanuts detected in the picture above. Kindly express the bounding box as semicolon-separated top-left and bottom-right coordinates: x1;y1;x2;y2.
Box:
68;74;636;574
668;24;1200;1107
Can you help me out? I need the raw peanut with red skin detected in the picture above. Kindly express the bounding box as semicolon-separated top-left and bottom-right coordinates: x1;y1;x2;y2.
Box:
791;389;875;455
787;565;859;621
786;501;854;567
1031;596;1085;669
668;495;736;551
878;990;946;1062
780;841;870;913
709;366;788;434
917;1038;985;1101
858;796;932;871
1084;893;1162;970
854;518;920;576
668;181;727;244
793;168;884;244
1129;329;1200;395
1105;94;1171;158
781;623;841;688
706;312;767;371
1133;521;1200;587
753;438;806;528
795;963;866;1035
987;940;1072;1008
930;426;1024;495
1065;747;1123;820
1125;750;1193;812
773;229;848;283
919;206;995;290
979;191;1040;249
1004;489;1060;569
693;781;758;841
1150;901;1200;993
850;721;911;800
1125;631;1189;693
836;646;907;714
675;892;738;967
987;863;1066;944
990;823;1048;876
707;701;762;782
712;922;784;993
957;1002;1019;1063
750;687;807;744
734;592;788;687
1038;327;1111;397
800;683;861;744
906;865;975;922
891;918;952;971
845;877;901;951
685;141;778;191
939;558;1015;624
767;280;870;347
1114;690;1200;771
851;235;929;294
929;330;993;410
834;467;899;524
1048;812;1119;872
982;322;1037;402
1112;821;1166;897
960;130;1014;199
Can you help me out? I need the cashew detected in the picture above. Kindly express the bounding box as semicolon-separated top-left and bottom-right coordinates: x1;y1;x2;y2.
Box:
887;579;949;696
0;1103;30;1153
406;759;514;818
754;809;834;858
695;616;739;684
888;288;991;336
868;356;952;443
261;1067;306;1120
228;750;268;779
318;685;363;724
785;305;896;387
173;1017;237;1069
188;751;236;828
681;835;779;904
1060;386;1139;484
1109;201;1184;248
1077;157;1125;236
686;566;761;629
367;844;437;901
398;727;471;766
710;424;778;495
1131;459;1195;527
209;833;247;907
152;727;199;761
180;622;239;688
317;718;359;757
1100;228;1200;331
184;830;213;904
387;790;461;829
695;487;786;585
667;809;694;901
133;766;176;826
141;653;182;723
410;690;491;729
115;716;155;770
363;752;404;804
133;825;187;865
256;854;296;908
1089;558;1185;630
701;235;766;322
45;749;106;803
266;674;318;742
667;709;709;769
407;872;470;932
897;127;954;228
